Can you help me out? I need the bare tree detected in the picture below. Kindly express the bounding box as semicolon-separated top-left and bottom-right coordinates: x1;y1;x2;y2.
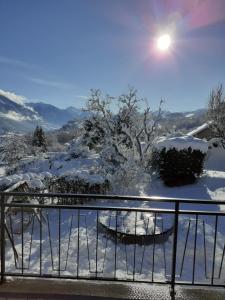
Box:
83;87;163;168
208;84;225;147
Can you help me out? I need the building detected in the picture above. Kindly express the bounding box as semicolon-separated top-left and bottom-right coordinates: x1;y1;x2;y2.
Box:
187;121;214;140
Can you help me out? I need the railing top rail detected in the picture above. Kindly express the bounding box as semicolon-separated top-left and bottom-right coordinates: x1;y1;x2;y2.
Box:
0;191;225;205
3;202;225;215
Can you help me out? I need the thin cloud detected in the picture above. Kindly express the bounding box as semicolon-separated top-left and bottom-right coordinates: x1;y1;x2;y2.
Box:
75;95;89;100
0;56;38;70
0;89;26;105
28;76;75;89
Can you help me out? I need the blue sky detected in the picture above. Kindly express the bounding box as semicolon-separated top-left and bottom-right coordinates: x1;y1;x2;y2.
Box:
0;0;225;111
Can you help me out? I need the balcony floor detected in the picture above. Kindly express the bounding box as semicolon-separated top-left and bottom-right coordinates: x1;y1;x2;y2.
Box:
0;278;224;299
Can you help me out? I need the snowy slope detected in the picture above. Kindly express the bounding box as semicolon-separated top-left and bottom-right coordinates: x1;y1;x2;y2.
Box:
0;89;89;133
28;102;89;127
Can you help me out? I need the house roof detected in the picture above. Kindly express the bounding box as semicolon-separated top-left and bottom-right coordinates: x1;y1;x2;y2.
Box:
187;121;213;136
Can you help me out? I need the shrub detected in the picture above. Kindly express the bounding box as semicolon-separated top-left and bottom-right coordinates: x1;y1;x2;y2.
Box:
48;175;110;204
152;147;206;186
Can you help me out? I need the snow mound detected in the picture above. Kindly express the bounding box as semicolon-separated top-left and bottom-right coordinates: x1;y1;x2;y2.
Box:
153;135;208;153
61;169;106;185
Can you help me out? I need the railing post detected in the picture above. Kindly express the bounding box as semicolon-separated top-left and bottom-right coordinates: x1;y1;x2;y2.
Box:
0;195;5;284
170;201;179;300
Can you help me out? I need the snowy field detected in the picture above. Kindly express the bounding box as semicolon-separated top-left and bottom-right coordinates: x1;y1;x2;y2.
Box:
4;204;225;285
149;146;225;212
1;140;225;285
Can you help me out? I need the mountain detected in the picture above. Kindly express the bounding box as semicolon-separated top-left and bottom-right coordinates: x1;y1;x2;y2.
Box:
159;109;207;133
0;90;89;134
28;102;88;127
0;93;42;134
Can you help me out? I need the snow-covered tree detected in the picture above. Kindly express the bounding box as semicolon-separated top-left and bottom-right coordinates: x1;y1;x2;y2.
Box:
66;137;90;159
83;87;163;171
46;132;65;152
32;126;47;152
207;84;225;147
0;135;28;166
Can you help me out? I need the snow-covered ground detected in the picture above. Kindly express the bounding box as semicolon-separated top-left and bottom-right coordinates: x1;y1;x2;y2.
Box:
2;140;225;284
5;204;225;284
147;146;225;211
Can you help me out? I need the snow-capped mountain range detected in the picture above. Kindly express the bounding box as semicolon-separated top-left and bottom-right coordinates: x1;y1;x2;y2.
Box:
0;89;88;133
0;88;207;134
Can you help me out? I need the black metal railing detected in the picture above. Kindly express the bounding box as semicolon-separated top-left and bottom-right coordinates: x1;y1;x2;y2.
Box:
0;192;225;299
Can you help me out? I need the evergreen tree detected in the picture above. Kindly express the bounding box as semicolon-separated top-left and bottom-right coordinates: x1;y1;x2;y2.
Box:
32;126;47;152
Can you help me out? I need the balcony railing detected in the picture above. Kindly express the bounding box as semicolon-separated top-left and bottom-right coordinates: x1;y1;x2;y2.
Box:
0;192;225;299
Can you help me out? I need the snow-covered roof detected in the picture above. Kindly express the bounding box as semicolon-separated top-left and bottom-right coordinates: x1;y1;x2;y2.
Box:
4;181;28;192
0;172;50;191
153;135;208;153
187;121;213;137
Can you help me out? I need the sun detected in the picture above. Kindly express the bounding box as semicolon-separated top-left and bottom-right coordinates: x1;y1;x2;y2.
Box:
157;34;172;52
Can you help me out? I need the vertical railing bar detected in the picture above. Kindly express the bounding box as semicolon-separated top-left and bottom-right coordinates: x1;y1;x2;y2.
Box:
9;212;18;269
47;214;55;270
114;211;118;280
64;213;74;271
151;212;156;282
21;207;24;275
84;215;91;273
101;213;112;273
123;216;129;276
192;214;198;285
203;220;208;279
161;218;167;277
133;211;137;281
0;196;5;284
170;201;179;300
28;214;35;270
5;221;18;268
218;240;225;279
58;208;61;276
179;220;191;277
139;217;149;275
95;210;99;277
39;207;42;277
76;208;80;278
211;215;218;285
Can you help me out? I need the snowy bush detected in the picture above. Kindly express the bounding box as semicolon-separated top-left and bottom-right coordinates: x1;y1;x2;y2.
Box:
48;171;110;199
109;161;150;195
66;138;90;159
152;136;208;186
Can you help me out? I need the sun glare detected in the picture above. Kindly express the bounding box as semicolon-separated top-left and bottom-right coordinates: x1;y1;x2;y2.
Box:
157;34;171;52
